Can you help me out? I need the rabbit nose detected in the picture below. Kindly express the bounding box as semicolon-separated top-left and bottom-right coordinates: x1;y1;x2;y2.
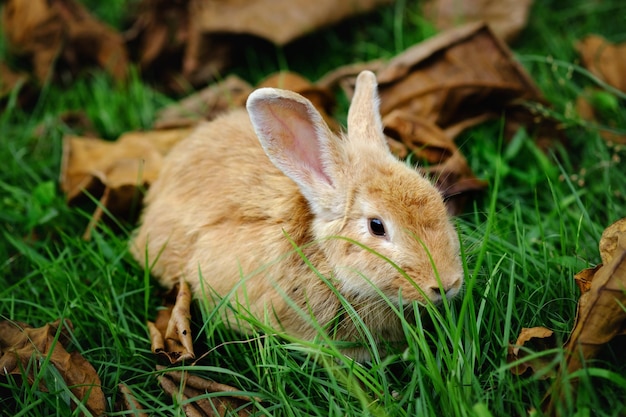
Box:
429;280;460;301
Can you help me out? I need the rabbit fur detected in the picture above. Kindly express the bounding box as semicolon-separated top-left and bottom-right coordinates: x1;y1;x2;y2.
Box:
130;71;463;360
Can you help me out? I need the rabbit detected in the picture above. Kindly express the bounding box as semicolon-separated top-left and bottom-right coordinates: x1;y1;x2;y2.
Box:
130;71;463;361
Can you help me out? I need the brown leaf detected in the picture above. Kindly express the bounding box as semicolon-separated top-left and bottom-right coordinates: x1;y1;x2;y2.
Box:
600;218;626;265
543;218;626;413
0;61;34;104
128;0;391;90
575;92;626;145
507;327;556;379
574;264;602;295
190;0;393;46
148;279;195;363
59;127;192;236
116;383;148;416
155;75;253;129
563;218;626;374
375;22;544;127
1;0;128;83
0;319;105;416
422;0;534;44
577;35;626;93
156;366;255;416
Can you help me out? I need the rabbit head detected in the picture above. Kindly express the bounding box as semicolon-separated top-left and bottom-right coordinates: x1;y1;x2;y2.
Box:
247;71;463;308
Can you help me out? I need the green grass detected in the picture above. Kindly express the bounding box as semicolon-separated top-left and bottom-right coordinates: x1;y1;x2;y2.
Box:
2;1;626;416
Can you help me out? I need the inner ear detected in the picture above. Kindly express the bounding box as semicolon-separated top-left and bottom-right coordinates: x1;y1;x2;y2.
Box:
247;88;337;197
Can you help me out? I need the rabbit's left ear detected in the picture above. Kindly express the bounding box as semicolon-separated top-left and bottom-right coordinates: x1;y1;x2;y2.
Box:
347;71;387;150
247;88;340;213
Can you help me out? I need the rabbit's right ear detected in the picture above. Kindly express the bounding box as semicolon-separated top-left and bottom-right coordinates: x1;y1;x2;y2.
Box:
247;89;340;215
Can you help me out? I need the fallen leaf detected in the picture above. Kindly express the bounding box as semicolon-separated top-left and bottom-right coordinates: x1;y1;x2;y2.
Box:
576;35;626;93
422;0;534;44
0;319;105;416
155;71;340;131
600;218;626;265
542;218;626;413
507;327;556;379
127;0;392;91
156;365;255;417
190;0;393;46
116;383;148;416
59;127;193;238
374;22;545;129
148;279;195;363
0;61;35;107
563;218;626;373
573;264;602;295
1;0;128;83
576;91;626;145
155;75;252;129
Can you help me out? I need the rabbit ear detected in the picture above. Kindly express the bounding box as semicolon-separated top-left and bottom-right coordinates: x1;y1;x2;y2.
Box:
347;71;387;149
247;88;338;212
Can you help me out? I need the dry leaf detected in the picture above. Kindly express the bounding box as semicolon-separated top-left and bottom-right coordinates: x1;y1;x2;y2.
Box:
422;0;534;44
563;218;626;373
507;327;556;379
157;366;254;417
374;22;545;128
573;264;602;295
155;75;253;129
156;365;255;417
0;319;105;416
116;383;148;416
576;35;626;93
155;71;339;131
1;0;128;83
128;0;391;90
148;279;195;363
575;91;626;145
190;0;393;46
542;218;626;413
60;127;192;237
324;23;554;213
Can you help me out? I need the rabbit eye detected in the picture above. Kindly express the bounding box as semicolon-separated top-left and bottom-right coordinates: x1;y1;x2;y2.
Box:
368;218;386;237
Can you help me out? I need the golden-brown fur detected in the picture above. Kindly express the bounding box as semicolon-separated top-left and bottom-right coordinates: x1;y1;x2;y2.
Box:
130;71;463;361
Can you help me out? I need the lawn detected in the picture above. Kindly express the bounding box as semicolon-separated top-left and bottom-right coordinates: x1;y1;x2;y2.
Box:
1;1;626;416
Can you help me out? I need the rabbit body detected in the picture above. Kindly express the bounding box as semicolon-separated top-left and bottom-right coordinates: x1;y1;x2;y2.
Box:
131;71;463;360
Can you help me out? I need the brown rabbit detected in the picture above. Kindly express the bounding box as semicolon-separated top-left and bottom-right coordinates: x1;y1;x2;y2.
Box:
130;71;463;361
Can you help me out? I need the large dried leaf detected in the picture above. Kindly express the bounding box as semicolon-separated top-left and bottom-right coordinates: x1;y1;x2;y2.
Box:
190;0;393;46
562;217;626;374
1;0;128;83
60;127;192;237
128;0;392;90
148;279;195;363
422;0;534;43
0;319;105;415
576;35;626;93
375;22;544;128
